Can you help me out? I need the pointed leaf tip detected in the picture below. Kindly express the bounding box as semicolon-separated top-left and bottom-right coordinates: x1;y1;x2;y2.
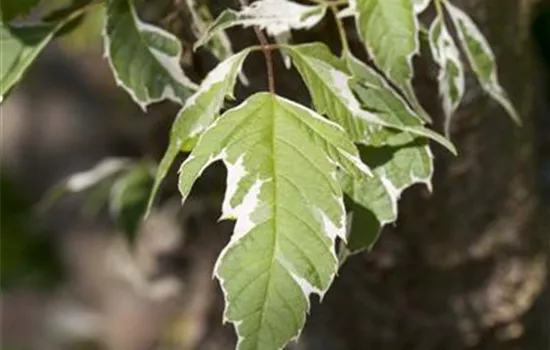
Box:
178;92;369;350
445;2;521;125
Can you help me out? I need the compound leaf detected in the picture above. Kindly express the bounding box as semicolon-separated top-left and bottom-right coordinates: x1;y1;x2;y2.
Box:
104;0;198;110
178;92;370;350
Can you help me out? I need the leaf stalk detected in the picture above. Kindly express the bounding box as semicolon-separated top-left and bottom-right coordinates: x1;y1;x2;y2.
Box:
239;0;276;93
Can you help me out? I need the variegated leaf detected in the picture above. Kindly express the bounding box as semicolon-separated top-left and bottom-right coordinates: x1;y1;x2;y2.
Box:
350;0;430;121
286;43;455;153
342;53;435;254
178;92;370;350
445;1;520;124
342;130;433;254
194;0;327;50
104;0;198;109
185;0;249;85
429;15;465;136
147;49;251;213
186;0;233;60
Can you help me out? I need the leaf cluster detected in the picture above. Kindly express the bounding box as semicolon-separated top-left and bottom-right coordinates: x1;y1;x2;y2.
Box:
0;0;520;349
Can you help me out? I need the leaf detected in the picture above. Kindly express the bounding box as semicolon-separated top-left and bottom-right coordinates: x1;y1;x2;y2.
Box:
0;23;55;102
186;0;249;85
194;0;327;50
39;157;130;212
342;130;433;254
147;49;251;214
66;158;130;192
350;0;429;121
342;54;435;254
445;1;520;124
178;92;370;350
286;43;455;153
186;0;233;59
104;0;198;110
0;0;40;21
429;15;465;136
110;163;154;242
0;0;93;102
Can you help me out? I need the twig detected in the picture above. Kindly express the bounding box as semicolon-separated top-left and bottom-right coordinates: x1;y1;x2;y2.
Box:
239;0;275;93
330;5;349;53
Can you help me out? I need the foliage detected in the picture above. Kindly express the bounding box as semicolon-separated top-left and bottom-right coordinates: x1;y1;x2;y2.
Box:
0;0;520;349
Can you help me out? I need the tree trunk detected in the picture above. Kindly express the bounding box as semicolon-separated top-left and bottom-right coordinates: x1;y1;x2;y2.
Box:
297;0;549;349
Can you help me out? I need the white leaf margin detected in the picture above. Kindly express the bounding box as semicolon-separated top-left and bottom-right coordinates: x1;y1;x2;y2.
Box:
429;15;465;136
103;0;198;110
444;1;520;124
195;0;327;50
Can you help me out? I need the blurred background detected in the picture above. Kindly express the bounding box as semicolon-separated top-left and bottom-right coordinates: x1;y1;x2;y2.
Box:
1;0;549;349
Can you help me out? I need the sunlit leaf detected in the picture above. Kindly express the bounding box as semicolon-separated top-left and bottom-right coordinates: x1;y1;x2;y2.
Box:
178;92;370;350
147;49;251;213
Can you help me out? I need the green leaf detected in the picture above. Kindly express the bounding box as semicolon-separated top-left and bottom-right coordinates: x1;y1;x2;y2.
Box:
194;0;327;51
345;52;455;152
350;0;430;121
0;0;92;102
110;163;154;242
147;48;251;214
178;92;370;350
342;54;435;254
343;130;433;254
286;43;455;154
445;1;520;124
187;0;233;60
0;23;55;102
104;0;198;109
0;0;39;21
429;15;465;136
